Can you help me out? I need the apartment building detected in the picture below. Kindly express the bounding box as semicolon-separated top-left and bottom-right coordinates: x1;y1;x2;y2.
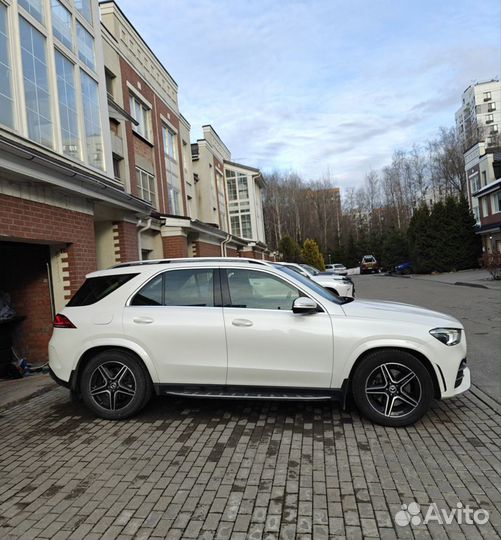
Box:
455;80;501;150
0;0;150;362
465;142;501;254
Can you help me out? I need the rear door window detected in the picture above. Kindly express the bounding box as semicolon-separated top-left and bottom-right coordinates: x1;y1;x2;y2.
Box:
67;274;138;306
130;269;216;307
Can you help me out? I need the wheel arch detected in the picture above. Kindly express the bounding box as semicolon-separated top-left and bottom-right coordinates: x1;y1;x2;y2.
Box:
72;345;156;393
347;346;441;399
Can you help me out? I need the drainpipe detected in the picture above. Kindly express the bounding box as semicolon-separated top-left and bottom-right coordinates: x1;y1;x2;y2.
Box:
137;218;152;259
220;234;231;257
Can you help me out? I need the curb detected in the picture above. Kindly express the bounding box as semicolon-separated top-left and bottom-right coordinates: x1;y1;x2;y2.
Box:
0;378;57;414
454;281;489;289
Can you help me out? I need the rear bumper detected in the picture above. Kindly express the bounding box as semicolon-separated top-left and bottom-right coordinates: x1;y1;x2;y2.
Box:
49;367;76;391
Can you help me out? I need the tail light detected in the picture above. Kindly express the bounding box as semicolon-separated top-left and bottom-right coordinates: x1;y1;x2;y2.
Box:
53;313;76;329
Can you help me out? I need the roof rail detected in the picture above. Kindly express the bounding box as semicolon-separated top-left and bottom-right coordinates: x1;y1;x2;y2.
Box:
112;257;271;269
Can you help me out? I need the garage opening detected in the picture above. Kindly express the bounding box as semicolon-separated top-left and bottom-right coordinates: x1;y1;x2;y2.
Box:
0;241;54;376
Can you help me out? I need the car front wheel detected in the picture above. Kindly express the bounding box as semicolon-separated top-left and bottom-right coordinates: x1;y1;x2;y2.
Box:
352;350;434;427
80;350;151;420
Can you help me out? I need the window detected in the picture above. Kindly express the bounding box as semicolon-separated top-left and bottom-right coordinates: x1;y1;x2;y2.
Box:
105;69;115;97
163;125;182;214
20;17;53;147
481;197;489;218
238;176;249;199
226;269;300;311
80;70;103;169
131;269;214;307
136;167;156;205
0;3;13;128
55;51;79;159
489;102;497;111
130;94;150;139
492;124;498;133
130;274;162;306
19;0;44;24
492;192;501;214
241;213;252;238
481;171;487;187
486;114;494;124
227;177;237;201
112;155;122;180
471;174;480;193
472;206;480;223
75;0;92;23
76;21;94;70
484;91;491;101
51;0;72;50
68;274;137;306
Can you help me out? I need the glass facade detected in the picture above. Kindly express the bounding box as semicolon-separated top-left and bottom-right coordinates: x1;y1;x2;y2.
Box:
55;51;79;159
18;0;44;24
51;0;72;50
0;3;13;128
75;0;92;23
163;125;182;215
20;16;53;147
80;70;103;169
77;21;94;70
226;169;253;239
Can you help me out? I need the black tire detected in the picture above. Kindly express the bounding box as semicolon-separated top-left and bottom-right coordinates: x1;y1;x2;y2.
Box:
351;349;434;427
80;349;152;420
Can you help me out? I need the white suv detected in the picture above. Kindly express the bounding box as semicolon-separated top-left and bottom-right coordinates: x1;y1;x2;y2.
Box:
49;258;470;427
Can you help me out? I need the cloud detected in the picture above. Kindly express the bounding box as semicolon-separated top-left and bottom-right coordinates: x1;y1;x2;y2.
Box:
116;0;500;189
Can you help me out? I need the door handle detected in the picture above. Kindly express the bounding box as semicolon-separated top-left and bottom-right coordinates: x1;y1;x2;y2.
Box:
232;318;253;327
133;316;154;324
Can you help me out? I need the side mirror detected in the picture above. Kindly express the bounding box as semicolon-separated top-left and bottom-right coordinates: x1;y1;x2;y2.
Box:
292;297;318;314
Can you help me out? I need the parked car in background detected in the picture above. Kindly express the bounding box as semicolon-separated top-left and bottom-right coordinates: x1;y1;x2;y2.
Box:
393;261;413;275
325;263;348;276
276;263;355;297
49;257;470;427
360;255;380;274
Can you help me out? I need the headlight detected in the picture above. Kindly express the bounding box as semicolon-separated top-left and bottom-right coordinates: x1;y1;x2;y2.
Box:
429;328;462;346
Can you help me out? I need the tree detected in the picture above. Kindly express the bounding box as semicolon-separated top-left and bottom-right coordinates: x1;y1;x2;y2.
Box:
381;229;409;270
278;236;301;262
301;239;325;270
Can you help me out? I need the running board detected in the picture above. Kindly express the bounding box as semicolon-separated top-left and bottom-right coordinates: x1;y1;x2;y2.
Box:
155;384;344;402
166;390;333;401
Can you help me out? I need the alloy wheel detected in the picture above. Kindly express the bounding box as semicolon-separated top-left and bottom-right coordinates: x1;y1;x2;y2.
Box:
365;362;422;418
88;361;136;411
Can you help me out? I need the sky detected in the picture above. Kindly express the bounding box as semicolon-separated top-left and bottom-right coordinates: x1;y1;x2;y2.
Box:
117;0;500;191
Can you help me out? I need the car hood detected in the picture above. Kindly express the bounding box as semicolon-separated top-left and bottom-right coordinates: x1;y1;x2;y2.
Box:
341;298;462;327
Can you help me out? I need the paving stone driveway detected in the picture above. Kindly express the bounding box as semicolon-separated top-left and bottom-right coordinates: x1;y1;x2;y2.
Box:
0;387;500;540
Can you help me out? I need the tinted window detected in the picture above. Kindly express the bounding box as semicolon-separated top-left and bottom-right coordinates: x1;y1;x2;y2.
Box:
130;274;162;306
164;269;214;306
131;269;215;307
227;269;300;310
67;274;137;306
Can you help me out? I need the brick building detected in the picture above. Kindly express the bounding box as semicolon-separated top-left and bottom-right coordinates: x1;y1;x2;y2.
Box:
0;0;149;362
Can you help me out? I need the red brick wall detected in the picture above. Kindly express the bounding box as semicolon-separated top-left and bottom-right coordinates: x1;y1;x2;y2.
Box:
0;194;97;361
162;235;188;258
114;221;139;263
226;248;240;257
194;241;222;257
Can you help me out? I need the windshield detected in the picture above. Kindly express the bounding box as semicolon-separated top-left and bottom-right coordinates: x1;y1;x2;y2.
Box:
273;265;347;305
300;264;320;275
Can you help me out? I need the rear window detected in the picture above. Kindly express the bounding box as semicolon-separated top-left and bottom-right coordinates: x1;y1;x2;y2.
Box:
67;274;138;306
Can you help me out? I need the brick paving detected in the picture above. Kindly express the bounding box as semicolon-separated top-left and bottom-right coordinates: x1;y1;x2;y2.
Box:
0;387;500;540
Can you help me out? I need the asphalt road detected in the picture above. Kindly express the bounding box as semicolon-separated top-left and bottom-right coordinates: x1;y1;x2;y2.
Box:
352;274;501;403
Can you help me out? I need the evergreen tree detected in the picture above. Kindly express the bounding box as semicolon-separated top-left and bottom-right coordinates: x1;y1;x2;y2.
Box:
278;236;301;262
381;229;409;270
301;239;325;270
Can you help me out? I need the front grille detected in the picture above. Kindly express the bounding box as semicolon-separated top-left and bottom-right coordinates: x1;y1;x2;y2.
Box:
455;359;467;388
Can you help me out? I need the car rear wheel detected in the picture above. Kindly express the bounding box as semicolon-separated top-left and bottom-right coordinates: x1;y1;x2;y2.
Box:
80;350;151;420
352;349;434;427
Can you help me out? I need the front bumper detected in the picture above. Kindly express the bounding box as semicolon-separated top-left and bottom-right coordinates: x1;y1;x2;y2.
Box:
443;366;471;398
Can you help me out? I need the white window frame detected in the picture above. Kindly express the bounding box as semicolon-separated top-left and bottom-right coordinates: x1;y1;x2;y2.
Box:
130;92;151;141
492;192;501;214
136;167;157;206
